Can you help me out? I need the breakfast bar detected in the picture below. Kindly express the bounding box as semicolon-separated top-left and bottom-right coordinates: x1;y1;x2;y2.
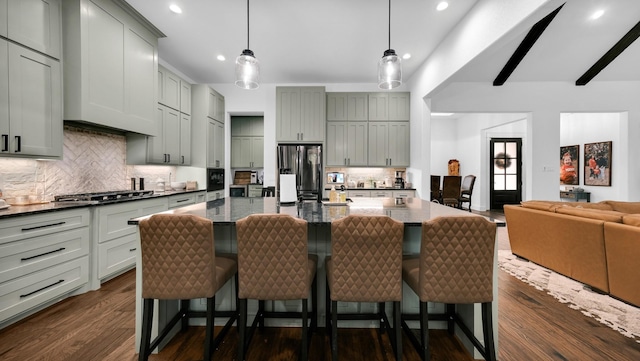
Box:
129;197;503;358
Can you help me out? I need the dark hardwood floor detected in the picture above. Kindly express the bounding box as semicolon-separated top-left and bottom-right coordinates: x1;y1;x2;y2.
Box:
1;212;639;360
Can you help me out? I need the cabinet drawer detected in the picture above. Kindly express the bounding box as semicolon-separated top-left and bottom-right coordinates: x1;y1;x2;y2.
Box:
97;198;167;243
0;257;88;323
393;190;414;198
371;190;393;197
0;208;89;246
168;194;196;209
348;190;371;198
0;227;89;284
97;233;138;280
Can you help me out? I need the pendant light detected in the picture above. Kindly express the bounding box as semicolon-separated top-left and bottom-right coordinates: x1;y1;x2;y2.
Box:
235;0;260;89
378;0;402;89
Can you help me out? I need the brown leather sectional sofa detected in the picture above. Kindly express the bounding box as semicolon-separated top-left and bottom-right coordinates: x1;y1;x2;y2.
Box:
504;200;640;307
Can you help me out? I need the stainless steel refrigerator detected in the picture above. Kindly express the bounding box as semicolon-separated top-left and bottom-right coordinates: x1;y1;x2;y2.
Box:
277;144;323;201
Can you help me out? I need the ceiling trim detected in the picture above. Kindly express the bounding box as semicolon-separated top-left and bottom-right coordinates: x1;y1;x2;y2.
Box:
576;20;640;86
493;4;565;86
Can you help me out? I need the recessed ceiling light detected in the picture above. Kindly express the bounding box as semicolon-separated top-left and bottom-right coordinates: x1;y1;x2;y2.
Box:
436;2;449;11
169;4;182;14
402;53;411;60
217;55;226;61
591;9;604;20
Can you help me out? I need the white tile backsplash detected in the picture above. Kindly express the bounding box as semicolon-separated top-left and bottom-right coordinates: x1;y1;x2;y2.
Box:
0;125;177;199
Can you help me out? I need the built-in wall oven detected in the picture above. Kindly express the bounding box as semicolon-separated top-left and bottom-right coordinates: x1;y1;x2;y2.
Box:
207;168;225;191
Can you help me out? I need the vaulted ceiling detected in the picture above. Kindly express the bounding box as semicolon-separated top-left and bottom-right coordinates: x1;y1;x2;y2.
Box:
126;0;640;87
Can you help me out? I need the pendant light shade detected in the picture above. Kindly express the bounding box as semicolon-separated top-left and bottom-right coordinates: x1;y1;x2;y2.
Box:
378;0;402;89
235;49;260;89
235;0;260;89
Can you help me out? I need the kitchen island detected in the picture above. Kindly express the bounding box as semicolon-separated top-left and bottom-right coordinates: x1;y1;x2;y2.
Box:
130;197;502;358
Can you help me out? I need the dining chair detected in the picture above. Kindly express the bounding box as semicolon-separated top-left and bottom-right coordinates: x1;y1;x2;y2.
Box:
401;216;497;361
430;175;441;202
326;214;404;361
440;175;462;207
458;175;476;211
138;214;238;361
235;214;318;361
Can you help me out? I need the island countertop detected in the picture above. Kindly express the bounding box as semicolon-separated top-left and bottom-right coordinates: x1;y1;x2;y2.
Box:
128;197;504;226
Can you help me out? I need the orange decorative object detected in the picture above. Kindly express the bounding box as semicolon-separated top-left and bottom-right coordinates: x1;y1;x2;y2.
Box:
448;159;460;176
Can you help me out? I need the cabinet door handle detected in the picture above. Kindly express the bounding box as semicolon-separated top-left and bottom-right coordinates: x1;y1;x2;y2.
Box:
129;248;137;252
20;280;64;298
176;199;190;203
15;136;21;152
300;133;303;140
21;221;66;231
181;156;185;164
21;247;66;261
344;158;347;165
167;154;171;163
1;134;7;151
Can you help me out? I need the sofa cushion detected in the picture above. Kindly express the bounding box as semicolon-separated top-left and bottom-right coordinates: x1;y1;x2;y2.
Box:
601;201;640;214
555;207;625;223
555;202;613;210
622;214;640;227
520;201;558;212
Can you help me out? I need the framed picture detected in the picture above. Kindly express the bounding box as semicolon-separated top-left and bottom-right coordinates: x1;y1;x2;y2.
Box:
584;141;612;186
560;145;579;185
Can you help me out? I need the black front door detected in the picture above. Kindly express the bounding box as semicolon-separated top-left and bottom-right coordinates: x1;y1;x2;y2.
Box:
490;138;522;210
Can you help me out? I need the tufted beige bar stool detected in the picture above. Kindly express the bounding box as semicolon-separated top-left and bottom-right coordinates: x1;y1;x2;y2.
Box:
138;214;238;361
326;214;404;361
235;214;318;361
401;216;497;361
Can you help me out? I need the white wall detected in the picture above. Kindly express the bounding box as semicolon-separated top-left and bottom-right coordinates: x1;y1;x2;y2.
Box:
431;113;526;210
560;113;626;202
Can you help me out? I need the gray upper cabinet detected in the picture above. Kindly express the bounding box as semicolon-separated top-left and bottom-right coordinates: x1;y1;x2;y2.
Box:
62;0;164;136
326;121;367;166
179;113;191;165
146;104;180;165
368;121;409;167
6;0;61;59
327;93;368;121
180;80;191;115
368;93;388;121
388;92;410;120
0;0;7;38
368;92;410;121
2;39;62;158
231;136;263;168
276;86;325;142
191;84;225;168
158;65;180;111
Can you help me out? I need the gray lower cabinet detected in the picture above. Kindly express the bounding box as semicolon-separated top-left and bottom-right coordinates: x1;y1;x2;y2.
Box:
326;122;367;166
0;208;90;327
168;192;205;209
368;121;409;167
95;198;167;282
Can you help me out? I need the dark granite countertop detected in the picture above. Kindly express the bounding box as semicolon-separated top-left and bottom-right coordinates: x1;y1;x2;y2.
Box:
0;189;206;220
129;197;505;227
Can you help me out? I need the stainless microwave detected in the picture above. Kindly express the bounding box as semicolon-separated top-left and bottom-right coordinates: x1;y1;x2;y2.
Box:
207;168;224;191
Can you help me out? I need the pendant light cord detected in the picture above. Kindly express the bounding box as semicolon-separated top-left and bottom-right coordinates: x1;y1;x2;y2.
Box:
388;0;391;49
247;0;250;49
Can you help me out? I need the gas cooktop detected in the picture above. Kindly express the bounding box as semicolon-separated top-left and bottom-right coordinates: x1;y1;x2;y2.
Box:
54;190;154;203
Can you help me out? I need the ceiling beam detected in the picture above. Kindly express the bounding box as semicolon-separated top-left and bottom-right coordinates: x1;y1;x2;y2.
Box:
576;20;640;86
493;4;565;86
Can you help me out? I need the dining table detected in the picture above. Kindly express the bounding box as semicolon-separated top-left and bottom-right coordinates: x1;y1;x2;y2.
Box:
128;197;503;358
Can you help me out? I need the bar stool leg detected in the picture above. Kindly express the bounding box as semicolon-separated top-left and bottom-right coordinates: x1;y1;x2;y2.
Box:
331;300;338;361
393;301;402;361
420;301;429;361
482;302;497;361
204;297;215;361
139;298;154;361
238;298;247;361
301;299;308;361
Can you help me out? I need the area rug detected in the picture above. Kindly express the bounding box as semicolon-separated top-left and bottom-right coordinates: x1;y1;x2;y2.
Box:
497;250;640;343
